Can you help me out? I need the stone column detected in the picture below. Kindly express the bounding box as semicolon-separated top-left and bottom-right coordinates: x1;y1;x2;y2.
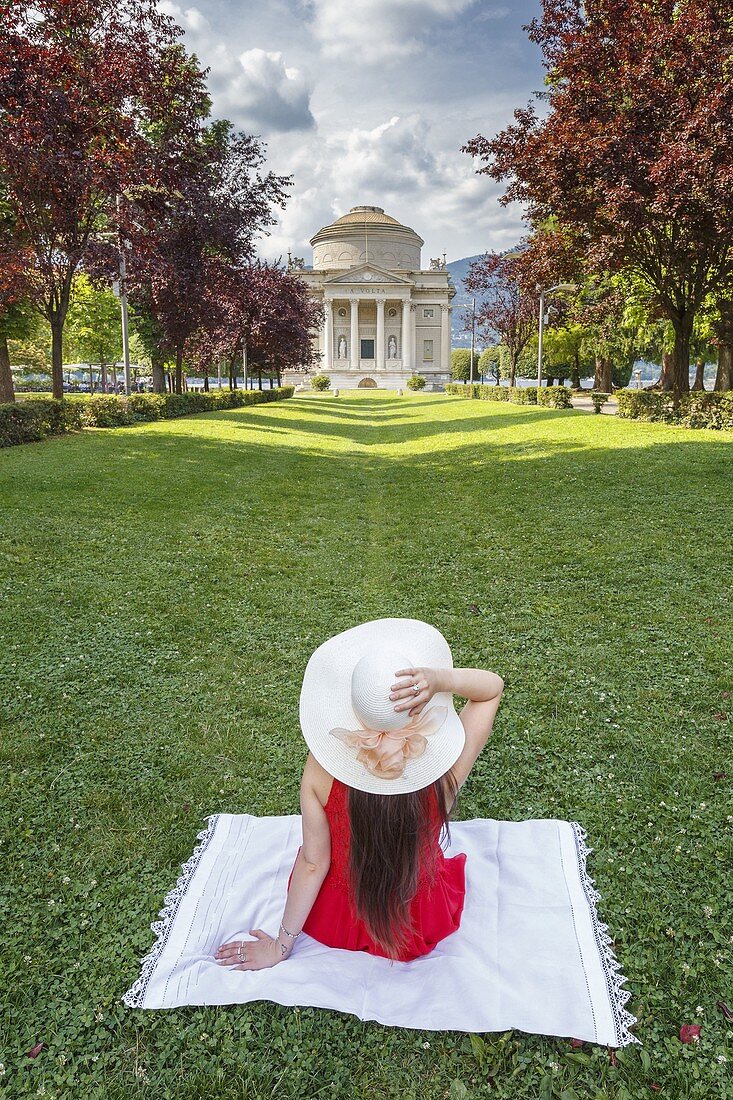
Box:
410;303;417;371
323;299;333;370
441;304;451;375
350;297;359;371
401;299;411;371
376;298;385;370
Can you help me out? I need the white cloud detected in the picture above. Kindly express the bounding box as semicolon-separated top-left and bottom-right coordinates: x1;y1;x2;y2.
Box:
225;49;315;132
158;0;539;262
305;0;477;62
260;113;524;263
159;4;315;132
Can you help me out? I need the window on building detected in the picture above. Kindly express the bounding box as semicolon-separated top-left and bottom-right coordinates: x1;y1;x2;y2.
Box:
423;339;434;361
423;308;434;319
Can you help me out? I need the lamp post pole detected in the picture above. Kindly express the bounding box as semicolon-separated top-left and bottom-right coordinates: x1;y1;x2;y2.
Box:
536;283;579;388
469;296;476;384
536;286;545;389
116;194;132;396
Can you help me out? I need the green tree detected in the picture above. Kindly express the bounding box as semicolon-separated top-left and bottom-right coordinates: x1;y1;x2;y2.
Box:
451;348;480;383
65;276;123;392
543;323;593;389
478;345;502;385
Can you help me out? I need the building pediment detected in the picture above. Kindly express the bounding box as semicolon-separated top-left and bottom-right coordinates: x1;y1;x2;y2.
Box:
323;263;414;287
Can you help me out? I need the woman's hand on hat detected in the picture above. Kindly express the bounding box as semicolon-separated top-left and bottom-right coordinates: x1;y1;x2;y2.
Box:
390;666;437;717
214;929;284;971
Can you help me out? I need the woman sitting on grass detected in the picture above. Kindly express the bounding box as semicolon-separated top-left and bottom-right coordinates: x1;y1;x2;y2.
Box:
215;617;504;968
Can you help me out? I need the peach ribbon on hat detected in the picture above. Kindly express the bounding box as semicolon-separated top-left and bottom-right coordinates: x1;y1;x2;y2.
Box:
328;706;448;780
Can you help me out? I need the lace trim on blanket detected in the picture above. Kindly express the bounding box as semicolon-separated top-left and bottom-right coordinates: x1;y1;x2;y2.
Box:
121;814;220;1010
569;821;640;1048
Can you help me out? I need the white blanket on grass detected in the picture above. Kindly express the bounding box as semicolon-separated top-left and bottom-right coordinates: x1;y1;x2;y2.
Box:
121;813;639;1046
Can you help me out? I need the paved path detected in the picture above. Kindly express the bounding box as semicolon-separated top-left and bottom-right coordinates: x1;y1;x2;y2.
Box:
570;394;619;415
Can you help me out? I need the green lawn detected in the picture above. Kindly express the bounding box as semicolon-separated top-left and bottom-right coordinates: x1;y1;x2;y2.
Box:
1;391;731;1100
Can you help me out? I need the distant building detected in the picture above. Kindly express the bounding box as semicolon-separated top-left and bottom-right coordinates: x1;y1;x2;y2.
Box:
284;205;456;391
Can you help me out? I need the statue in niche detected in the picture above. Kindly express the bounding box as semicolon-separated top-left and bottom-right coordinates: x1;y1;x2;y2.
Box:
337;335;348;359
387;335;398;359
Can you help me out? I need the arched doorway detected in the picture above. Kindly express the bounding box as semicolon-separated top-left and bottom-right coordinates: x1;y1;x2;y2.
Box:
358;377;377;388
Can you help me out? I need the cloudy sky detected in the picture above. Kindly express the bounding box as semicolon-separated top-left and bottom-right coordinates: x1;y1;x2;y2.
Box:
160;0;546;265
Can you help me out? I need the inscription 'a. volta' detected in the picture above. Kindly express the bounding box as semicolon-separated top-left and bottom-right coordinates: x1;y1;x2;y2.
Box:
343;287;389;294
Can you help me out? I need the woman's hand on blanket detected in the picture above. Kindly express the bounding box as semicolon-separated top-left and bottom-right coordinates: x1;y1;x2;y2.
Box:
214;929;285;970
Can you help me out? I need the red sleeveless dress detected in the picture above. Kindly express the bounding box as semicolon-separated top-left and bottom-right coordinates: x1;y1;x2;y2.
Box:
286;776;467;961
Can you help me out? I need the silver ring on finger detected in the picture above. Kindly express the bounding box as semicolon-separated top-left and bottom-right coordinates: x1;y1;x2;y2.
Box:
413;682;420;695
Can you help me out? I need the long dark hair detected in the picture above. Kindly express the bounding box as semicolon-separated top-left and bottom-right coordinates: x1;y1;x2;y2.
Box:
346;768;460;959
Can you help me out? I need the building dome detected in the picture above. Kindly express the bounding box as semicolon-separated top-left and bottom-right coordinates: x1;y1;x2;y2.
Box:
310;205;423;271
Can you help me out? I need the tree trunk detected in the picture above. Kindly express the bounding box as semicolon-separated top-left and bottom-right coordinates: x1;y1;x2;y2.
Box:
203;373;209;392
509;354;517;388
0;335;14;402
649;351;673;390
49;314;65;400
167;371;174;393
258;368;262;391
174;347;183;394
669;313;693;408
715;346;733;391
152;356;165;394
713;298;733;391
101;362;108;392
593;357;612;391
570;352;581;391
691;358;705;391
89;364;95;393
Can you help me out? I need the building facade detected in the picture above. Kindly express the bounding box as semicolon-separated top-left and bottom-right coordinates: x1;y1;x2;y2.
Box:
283;205;456;391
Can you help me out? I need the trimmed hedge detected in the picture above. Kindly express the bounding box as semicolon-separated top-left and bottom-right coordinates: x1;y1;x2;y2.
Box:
445;382;573;409
0;398;85;446
616;388;733;430
0;386;295;448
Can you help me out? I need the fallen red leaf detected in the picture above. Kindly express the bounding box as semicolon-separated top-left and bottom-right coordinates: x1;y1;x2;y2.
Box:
608;1048;618;1066
713;771;727;780
716;1000;733;1022
713;712;728;721
182;803;191;812
26;1041;44;1058
469;603;480;614
679;1024;701;1043
722;691;730;699
569;1037;584;1048
650;1085;661;1092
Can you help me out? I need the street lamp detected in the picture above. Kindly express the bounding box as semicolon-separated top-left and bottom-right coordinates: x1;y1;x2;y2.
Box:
536;283;579;388
116;193;132;397
454;298;477;382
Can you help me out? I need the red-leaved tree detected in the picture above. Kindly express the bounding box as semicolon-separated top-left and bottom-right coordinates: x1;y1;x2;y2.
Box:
0;0;210;398
190;260;323;389
466;225;580;386
464;0;733;403
123;122;290;393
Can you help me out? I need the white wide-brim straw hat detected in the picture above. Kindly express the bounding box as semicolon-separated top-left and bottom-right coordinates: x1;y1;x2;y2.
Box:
299;617;466;795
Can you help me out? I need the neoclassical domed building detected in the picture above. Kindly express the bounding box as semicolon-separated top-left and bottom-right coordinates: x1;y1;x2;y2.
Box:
283;205;456;391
